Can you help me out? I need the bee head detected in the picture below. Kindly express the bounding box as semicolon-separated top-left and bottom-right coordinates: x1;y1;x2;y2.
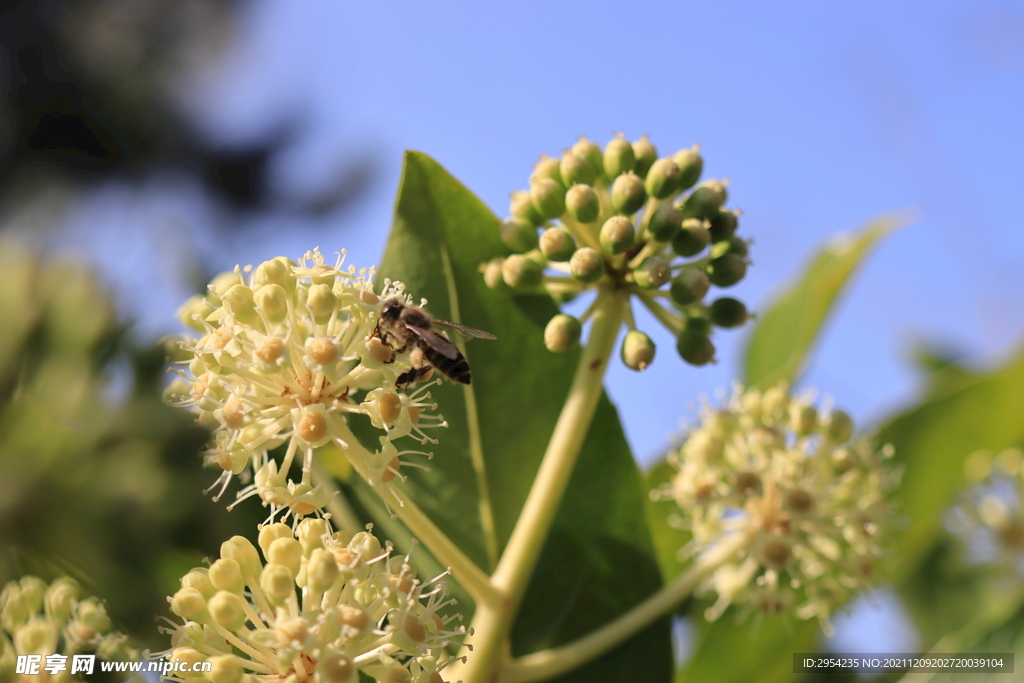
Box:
379;297;404;325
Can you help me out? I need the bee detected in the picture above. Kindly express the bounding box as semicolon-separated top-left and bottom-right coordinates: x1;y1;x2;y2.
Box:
374;297;496;386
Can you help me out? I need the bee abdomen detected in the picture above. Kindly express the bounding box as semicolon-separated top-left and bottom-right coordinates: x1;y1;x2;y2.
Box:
446;358;472;384
425;348;472;384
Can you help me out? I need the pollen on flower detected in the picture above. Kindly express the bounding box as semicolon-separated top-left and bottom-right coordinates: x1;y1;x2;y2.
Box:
659;383;899;634
158;522;468;683
170;247;451;522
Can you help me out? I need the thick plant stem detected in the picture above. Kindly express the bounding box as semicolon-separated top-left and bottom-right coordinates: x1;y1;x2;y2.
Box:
455;291;626;683
501;530;753;683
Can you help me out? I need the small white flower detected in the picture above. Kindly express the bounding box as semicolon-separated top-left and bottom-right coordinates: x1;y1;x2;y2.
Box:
161;522;468;683
662;383;899;634
171;248;449;522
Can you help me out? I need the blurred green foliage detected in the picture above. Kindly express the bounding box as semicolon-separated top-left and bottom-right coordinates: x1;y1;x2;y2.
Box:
0;237;263;649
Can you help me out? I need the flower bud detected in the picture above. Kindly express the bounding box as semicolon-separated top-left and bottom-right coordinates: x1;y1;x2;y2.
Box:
306;549;340;592
170;588;208;621
610;172;646;215
565;184;600;223
223;284;257;323
823;410;854;443
258;524;293;557
207;655;244;683
254;284;288;324
621;330;656;370
181;568;216;599
307;284;337;324
530;155;564;188
220;536;262;581
15;618;51;654
647;202;683;242
254;259;290;288
209;559;244;594
44;578;79;621
481;257;507;289
297;518;330;555
530;178;567;219
672;218;711;257
208;591;247;631
632;135;658;178
677;331;716;366
645;158;682;199
500;217;539;253
18;578;45;615
207;271;243;306
268;537;304;576
559;152;598;187
684;314;712;335
599;216;635;254
603;136;636;178
709;298;749;328
316;654;355;683
539;228;577;262
633;256;671;289
510;190;544;225
708;207;739;242
708;253;747;287
569;248;605;283
670;268;710;306
502;254;544;290
260;564;295;605
571;136;605;181
672;145;703;191
789;403;818;436
544;314;581;352
177;295;214;333
682;180;728;218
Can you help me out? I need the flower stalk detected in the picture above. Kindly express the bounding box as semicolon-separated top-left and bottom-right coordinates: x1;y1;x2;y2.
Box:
454;291;627;683
502;529;754;683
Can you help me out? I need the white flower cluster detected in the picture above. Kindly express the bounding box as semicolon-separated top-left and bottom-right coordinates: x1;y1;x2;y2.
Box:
167;248;447;521
1;576;136;682
949;448;1024;577
161;520;466;683
665;384;898;633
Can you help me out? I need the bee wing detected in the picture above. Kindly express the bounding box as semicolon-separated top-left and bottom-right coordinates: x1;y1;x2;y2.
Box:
432;319;497;341
405;325;462;360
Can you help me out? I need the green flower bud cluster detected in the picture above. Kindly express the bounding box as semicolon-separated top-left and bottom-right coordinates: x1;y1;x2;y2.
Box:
169;248;449;521
161;521;466;683
950;448;1024;576
486;134;752;369
661;384;898;634
1;576;137;682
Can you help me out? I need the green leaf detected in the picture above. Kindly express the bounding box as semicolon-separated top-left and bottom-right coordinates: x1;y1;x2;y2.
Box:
743;216;900;389
678;616;819;683
375;151;671;681
878;345;1024;583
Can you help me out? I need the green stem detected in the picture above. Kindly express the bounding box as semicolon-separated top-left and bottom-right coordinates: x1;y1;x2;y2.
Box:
634;288;683;335
388;487;503;608
501;530;752;683
332;420;499;608
309;457;364;532
454;291;626;683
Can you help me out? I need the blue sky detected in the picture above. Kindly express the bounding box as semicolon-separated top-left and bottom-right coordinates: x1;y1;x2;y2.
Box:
49;0;1024;464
